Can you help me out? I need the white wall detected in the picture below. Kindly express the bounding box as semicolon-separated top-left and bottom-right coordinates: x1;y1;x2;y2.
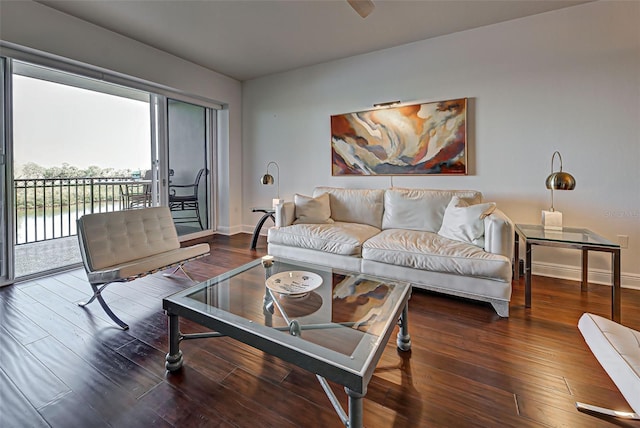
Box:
0;0;243;234
243;1;640;287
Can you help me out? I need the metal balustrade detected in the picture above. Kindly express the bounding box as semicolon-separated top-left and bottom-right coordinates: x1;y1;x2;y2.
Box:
13;176;136;245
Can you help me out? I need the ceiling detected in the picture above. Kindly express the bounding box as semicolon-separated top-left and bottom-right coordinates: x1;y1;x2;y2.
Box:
37;0;590;81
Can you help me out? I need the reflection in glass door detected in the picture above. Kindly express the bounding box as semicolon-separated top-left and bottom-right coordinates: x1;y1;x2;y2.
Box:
167;99;214;237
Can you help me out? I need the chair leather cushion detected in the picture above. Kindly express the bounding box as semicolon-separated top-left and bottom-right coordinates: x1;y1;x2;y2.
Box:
87;243;210;284
578;313;640;414
79;206;180;271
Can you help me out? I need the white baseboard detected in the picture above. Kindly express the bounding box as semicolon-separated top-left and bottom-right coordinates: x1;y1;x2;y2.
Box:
532;261;640;290
242;224;270;236
217;224;245;236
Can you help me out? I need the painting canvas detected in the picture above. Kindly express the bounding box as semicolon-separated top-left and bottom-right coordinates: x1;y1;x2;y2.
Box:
331;98;467;175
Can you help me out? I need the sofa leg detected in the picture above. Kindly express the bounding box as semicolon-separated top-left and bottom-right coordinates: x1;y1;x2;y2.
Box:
576;402;639;419
491;301;509;317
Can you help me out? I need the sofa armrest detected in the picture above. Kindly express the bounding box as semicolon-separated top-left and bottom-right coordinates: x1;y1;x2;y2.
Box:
275;201;295;227
484;208;514;260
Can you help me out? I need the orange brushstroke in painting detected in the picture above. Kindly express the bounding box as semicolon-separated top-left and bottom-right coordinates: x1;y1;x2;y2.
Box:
331;98;467;175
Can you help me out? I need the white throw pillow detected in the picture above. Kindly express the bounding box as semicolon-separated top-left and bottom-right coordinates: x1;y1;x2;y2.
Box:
293;193;334;224
437;196;496;247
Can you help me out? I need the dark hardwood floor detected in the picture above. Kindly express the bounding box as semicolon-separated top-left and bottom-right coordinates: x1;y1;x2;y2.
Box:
1;233;639;428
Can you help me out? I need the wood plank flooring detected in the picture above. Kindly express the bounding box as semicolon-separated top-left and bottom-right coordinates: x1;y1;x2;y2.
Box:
1;233;639;427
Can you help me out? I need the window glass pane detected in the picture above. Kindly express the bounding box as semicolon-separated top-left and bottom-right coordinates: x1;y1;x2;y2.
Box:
12;65;151;278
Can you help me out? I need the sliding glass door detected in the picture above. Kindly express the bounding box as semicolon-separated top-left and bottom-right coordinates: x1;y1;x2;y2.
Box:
166;98;214;236
0;53;218;281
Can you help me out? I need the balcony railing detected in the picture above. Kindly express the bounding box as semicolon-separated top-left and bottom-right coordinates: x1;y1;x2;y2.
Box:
14;176;145;245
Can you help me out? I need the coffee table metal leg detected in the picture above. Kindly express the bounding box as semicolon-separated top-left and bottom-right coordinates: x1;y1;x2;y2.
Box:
346;388;365;428
397;303;411;351
166;313;183;371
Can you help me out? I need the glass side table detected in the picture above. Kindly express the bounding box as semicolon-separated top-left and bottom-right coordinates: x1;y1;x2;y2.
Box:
250;207;275;250
514;224;621;321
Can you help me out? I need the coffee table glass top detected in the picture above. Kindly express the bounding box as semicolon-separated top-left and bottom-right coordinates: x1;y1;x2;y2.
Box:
515;224;618;248
164;257;411;375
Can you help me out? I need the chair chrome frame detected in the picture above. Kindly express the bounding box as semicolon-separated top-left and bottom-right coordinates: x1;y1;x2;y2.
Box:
576;402;639;420
576;313;640;420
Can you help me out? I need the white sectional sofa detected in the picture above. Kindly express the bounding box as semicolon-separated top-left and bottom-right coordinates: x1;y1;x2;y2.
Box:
267;187;515;317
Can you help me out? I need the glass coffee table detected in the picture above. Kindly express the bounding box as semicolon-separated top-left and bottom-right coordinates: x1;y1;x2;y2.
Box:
163;256;412;428
514;224;621;321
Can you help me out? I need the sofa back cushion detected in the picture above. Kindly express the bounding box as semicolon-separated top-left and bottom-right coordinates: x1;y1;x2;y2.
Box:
382;188;483;232
313;187;384;228
293;193;334;224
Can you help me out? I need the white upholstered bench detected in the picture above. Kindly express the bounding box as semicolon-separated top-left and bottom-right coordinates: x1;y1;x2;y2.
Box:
576;313;640;420
77;206;210;329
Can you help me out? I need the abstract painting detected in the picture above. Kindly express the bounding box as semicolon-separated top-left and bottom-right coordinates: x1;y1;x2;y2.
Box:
331;98;467;175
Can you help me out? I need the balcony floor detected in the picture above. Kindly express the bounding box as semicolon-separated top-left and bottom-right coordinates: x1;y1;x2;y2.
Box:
13;222;203;278
14;236;81;278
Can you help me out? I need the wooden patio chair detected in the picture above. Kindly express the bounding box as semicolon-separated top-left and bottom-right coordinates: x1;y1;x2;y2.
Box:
169;168;206;229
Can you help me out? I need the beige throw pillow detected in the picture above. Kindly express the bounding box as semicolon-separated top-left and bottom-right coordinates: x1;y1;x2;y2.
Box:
437;196;496;247
293;193;334;224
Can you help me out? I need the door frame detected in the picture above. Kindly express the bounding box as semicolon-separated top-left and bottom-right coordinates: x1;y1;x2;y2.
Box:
1;57;15;286
163;97;217;240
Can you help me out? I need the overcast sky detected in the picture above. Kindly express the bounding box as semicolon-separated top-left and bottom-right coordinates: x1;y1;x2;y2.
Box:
12;75;151;172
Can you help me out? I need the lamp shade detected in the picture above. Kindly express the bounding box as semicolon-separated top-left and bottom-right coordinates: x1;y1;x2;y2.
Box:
545;171;576;190
260;173;275;185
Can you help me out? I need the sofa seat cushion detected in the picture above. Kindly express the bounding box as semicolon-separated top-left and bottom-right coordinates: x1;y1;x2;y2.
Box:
268;222;381;256
362;229;511;281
